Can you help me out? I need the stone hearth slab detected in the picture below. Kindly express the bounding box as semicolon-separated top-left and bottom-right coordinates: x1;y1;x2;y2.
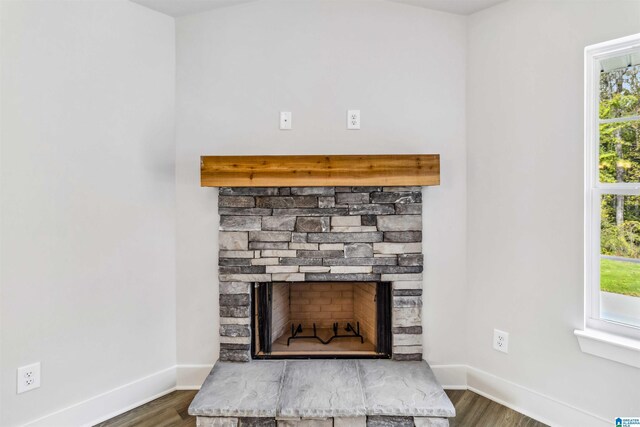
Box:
358;360;455;417
189;361;285;417
278;360;366;418
189;360;454;421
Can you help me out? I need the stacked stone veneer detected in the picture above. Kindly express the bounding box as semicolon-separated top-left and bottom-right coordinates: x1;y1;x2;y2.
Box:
217;186;424;362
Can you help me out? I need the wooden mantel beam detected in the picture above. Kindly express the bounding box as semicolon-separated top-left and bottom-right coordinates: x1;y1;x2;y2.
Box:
200;154;440;187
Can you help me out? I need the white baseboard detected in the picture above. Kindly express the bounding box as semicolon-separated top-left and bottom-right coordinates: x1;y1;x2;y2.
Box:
465;365;609;427
176;364;214;390
23;366;177;427
21;362;611;427
429;364;468;389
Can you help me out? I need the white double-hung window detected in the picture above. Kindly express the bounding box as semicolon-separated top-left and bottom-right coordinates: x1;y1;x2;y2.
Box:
579;34;640;367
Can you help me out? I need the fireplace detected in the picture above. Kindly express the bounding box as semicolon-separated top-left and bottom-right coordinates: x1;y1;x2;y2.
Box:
217;185;424;362
193;157;454;426
252;281;392;358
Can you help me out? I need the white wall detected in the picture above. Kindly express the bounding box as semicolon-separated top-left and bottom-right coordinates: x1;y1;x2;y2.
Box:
0;1;176;425
175;0;467;375
467;0;640;423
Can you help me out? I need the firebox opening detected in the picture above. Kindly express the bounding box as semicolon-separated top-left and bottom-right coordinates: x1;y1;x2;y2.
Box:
252;281;392;359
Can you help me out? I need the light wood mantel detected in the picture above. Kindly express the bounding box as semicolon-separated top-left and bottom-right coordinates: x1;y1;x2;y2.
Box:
200;154;440;187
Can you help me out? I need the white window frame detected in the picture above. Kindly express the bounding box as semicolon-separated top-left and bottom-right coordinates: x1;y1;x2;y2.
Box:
583;34;640;341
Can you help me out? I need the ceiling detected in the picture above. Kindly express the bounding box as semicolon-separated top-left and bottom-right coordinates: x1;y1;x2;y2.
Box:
130;0;508;18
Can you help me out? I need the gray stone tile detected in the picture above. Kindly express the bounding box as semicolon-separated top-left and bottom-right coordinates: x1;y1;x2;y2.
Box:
219;282;251;294
304;273;380;282
372;266;423;274
219;274;272;283
414;418;449;427
373;243;422;255
357;360;455;418
323;257;396;266
278;360;366;418
318;196;335;208
197;416;239;427
277;420;331;427
219;324;251;337
307;232;383;243
273;208;349;216
383;231;422;243
291;187;335;196
334;417;366;427
296;217;330;232
220;188;279;196
220;232;249;250
220;216;262;231
219;258;253;266
376;215;422;231
219;196;256;208
392;307;421;327
219;266;267;274
382;186;422;192
249;231;292;242
189;361;285;417
345;243;374;258
348;204;395;215
336;192;370;204
351;187;381;192
395;204;422;215
249;242;290;250
239;418;276;427
392;354;423;361
398;254;423;266
365;416;413;427
219;294;250;307
256;196;317;208
262;216;297;231
219;208;273;216
370;191;421;204
393;289;422;297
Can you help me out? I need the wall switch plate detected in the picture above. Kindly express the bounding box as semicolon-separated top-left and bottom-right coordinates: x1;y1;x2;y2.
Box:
493;329;509;353
280;111;292;130
17;362;40;394
347;110;360;130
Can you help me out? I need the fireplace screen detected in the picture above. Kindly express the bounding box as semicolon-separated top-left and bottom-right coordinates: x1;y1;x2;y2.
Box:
252;281;392;359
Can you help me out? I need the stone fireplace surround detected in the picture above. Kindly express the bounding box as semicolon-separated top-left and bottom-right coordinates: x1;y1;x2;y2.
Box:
217;186;424;362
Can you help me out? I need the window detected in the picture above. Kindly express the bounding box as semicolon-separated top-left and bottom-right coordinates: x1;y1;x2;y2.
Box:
585;34;640;341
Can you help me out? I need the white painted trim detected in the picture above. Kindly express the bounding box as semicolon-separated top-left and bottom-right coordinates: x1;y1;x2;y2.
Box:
429;364;468;389
23;366;177;427
19;362;616;426
575;329;640;369
176;364;214;390
584;32;640;341
429;364;610;427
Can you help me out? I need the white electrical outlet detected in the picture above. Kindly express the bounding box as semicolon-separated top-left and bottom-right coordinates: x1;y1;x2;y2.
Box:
347;110;360;130
493;329;509;354
280;111;292;130
17;362;40;394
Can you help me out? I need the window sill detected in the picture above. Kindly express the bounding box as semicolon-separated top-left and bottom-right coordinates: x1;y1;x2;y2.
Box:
574;329;640;368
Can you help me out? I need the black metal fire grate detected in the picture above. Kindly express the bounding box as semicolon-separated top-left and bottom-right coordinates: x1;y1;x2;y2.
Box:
287;322;364;346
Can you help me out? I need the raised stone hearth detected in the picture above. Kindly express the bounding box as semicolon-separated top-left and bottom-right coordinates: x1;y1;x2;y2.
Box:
189;360;455;426
217;186;425;362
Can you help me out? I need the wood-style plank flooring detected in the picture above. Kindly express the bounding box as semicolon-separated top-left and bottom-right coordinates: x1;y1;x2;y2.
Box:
96;389;547;427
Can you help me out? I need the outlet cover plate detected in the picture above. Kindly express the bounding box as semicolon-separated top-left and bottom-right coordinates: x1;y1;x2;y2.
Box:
17;362;41;394
347;109;360;130
280;111;292;130
493;329;509;354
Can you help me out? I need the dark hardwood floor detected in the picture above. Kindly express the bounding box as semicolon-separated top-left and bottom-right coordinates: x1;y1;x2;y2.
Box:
96;389;547;427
